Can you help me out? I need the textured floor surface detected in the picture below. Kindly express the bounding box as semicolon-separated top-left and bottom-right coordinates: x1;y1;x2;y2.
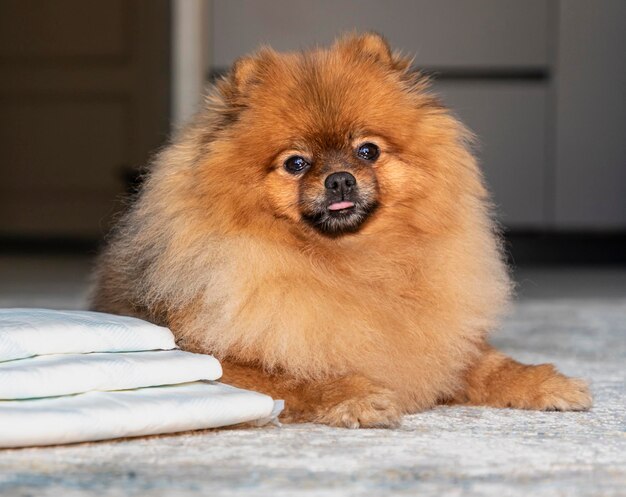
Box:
0;259;625;496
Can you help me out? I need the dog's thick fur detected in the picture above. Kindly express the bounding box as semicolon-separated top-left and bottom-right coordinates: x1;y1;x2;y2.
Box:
91;34;591;427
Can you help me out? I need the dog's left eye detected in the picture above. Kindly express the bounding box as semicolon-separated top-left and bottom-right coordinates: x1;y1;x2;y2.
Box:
356;143;380;162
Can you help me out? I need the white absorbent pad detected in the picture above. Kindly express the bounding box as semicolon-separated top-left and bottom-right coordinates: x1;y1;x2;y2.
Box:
0;308;284;447
0;308;175;362
0;381;281;448
0;350;222;399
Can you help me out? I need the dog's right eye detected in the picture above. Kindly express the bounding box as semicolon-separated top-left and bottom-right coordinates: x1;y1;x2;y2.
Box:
284;156;310;174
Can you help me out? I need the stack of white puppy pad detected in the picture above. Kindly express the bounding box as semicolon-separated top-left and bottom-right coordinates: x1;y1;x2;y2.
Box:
0;308;282;448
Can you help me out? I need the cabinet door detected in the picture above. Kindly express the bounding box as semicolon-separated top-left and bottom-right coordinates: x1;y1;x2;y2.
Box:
435;82;548;227
554;0;626;229
0;0;169;238
211;0;549;70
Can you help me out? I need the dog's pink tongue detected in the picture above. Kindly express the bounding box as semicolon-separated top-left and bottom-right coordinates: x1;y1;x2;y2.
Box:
328;201;355;211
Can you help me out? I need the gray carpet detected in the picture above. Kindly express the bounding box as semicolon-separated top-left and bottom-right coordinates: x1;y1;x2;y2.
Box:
0;297;625;497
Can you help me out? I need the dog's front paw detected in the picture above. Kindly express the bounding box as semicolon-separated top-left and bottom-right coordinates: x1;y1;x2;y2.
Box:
315;388;402;429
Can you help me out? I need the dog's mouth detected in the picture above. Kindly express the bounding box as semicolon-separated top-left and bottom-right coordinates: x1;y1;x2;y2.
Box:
301;196;378;236
327;201;355;211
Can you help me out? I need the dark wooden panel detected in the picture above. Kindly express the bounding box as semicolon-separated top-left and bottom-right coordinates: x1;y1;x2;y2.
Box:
0;98;129;191
0;190;125;237
0;0;170;238
0;0;128;61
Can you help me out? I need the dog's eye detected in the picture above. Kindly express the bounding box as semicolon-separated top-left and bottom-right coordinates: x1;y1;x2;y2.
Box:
356;143;380;162
284;156;310;174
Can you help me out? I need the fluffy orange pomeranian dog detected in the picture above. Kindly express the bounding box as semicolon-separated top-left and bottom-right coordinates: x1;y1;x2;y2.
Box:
91;33;591;427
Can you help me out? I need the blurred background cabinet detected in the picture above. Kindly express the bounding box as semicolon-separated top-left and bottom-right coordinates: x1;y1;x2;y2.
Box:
553;0;626;229
0;0;170;239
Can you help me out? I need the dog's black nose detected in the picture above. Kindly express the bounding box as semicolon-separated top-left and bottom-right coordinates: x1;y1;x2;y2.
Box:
325;171;356;193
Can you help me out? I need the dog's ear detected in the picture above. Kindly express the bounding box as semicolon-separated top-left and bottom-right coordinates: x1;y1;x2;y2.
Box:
229;48;276;94
333;32;413;73
230;56;258;91
333;32;393;65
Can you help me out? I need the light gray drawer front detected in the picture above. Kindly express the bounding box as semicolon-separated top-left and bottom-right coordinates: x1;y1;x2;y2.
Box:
211;0;549;70
554;0;626;229
434;81;548;227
